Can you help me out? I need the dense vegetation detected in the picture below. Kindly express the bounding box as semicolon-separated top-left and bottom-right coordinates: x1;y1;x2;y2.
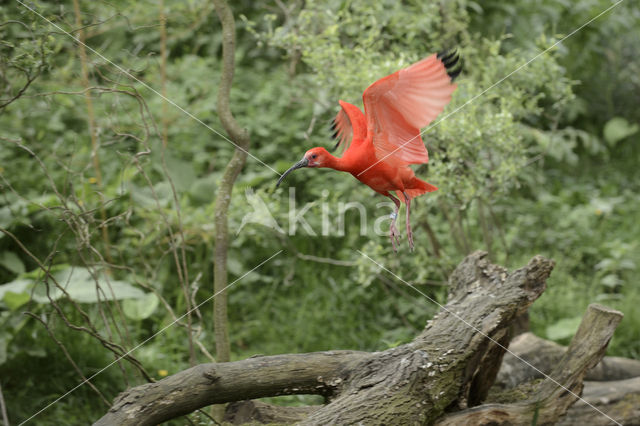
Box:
0;0;638;424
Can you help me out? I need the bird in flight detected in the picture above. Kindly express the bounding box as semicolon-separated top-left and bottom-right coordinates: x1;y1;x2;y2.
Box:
277;51;461;251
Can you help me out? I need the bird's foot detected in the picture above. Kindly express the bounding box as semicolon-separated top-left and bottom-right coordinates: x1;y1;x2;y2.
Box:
389;222;401;252
406;223;414;251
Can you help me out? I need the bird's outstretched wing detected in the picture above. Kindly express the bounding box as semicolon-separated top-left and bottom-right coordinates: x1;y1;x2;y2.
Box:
362;52;459;167
331;100;367;155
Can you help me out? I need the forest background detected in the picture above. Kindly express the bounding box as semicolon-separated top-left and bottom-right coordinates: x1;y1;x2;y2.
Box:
0;0;639;424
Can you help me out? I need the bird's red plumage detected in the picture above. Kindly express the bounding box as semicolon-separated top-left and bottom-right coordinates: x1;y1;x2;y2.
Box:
330;53;456;202
279;51;459;250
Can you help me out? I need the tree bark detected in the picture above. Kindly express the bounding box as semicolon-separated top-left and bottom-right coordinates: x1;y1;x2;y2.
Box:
212;0;250;364
224;400;320;424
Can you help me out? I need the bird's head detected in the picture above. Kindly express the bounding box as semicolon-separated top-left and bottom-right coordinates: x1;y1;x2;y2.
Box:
276;147;330;187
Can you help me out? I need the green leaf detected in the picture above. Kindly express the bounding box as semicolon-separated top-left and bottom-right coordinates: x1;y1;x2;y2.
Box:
0;335;7;366
0;251;25;275
0;207;12;231
0;279;32;299
603;117;639;146
31;267;146;303
546;316;582;341
123;292;159;320
227;257;244;276
601;274;622;288
130;184;159;208
189;173;218;205
162;155;198;192
3;291;30;310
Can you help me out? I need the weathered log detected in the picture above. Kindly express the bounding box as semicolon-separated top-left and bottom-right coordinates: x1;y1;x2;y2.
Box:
225;378;640;426
496;332;640;389
95;252;555;425
435;304;624;426
559;377;640;425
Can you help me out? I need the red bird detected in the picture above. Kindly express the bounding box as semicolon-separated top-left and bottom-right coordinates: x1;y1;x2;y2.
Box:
277;51;460;251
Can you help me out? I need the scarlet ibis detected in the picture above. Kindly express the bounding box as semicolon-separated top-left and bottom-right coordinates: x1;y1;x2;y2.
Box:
277;51;460;251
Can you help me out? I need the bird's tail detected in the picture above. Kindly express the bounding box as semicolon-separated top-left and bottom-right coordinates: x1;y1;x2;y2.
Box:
396;178;437;201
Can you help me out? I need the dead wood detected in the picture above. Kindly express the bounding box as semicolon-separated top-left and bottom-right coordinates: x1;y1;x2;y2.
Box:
435;303;623;425
94;252;629;425
94;351;365;426
496;331;640;389
560;377;640;425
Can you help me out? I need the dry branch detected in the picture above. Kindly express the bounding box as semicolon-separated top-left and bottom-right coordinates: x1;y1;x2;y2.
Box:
435;304;623;425
496;331;640;388
560;377;640;425
94;351;365;425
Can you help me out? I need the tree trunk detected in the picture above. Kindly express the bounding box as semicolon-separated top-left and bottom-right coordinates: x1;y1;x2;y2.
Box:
211;0;250;364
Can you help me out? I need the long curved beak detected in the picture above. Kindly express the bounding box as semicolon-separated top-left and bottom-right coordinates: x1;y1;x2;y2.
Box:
276;158;308;187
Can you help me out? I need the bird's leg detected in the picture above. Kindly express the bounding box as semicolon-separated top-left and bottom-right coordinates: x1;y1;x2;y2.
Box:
387;194;401;252
403;192;414;251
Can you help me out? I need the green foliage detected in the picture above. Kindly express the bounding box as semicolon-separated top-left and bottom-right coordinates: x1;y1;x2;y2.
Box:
0;266;149;304
603;117;639;146
0;0;638;424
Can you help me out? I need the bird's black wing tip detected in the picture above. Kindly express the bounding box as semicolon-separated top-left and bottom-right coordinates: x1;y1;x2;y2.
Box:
437;49;455;60
437;48;462;81
331;119;341;138
447;65;462;81
330;119;341;151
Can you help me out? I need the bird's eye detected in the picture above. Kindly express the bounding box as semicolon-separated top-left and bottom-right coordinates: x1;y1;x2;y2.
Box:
312;154;318;159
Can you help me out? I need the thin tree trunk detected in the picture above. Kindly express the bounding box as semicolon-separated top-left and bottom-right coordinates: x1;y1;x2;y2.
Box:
157;0;196;367
159;0;169;150
212;0;250;364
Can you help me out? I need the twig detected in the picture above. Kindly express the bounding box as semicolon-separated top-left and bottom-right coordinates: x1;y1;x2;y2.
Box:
25;312;111;406
0;382;9;426
72;0;113;264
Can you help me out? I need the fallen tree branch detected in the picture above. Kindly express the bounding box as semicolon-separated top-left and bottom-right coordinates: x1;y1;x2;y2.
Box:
96;252;557;425
94;351;365;426
560;377;640;425
496;331;640;388
435;304;623;425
